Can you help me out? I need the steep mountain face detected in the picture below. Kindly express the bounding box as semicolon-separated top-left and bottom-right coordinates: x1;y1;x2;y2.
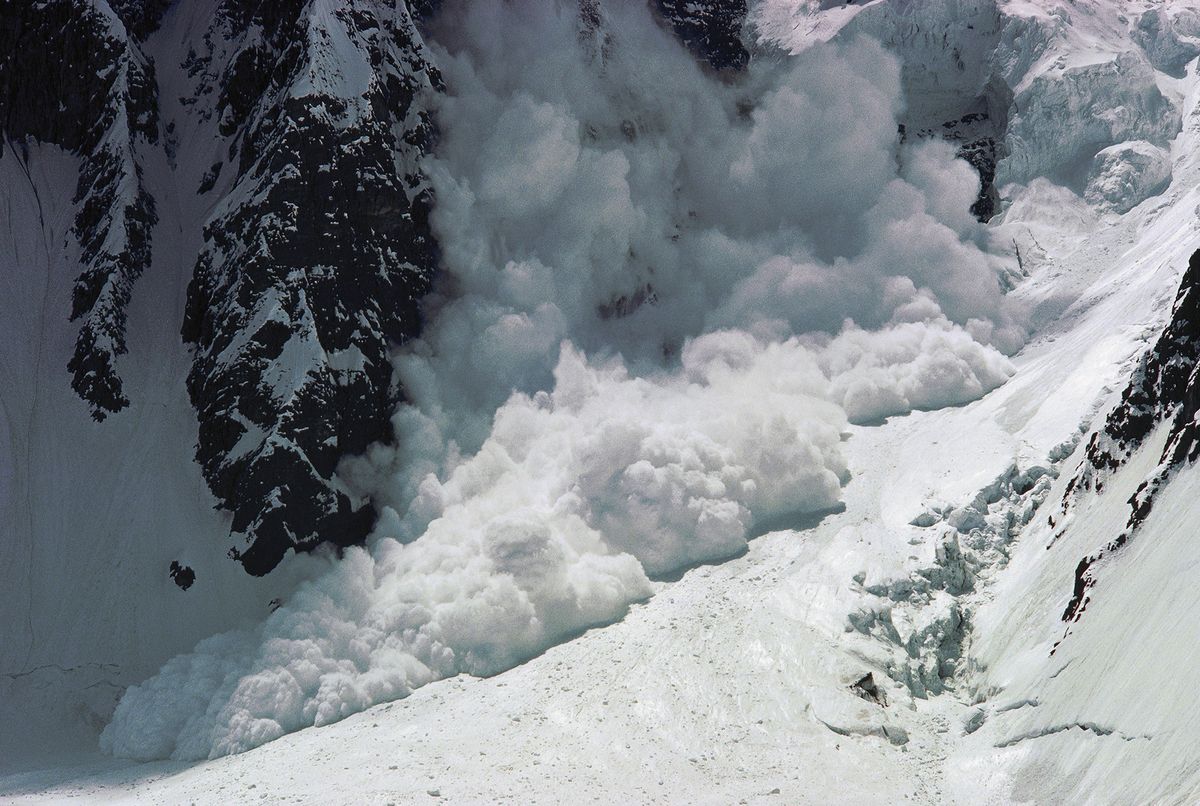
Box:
0;0;162;419
1058;247;1200;624
0;0;441;764
176;0;441;575
1;0;751;581
2;0;442;577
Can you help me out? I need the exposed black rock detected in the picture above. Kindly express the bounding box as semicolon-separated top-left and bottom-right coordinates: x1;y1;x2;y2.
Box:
107;0;170;39
851;672;888;707
4;0;439;574
1057;248;1200;625
1;0;161;420
168;561;196;591
902;108;1004;223
598;283;658;321
179;0;441;575
958;135;999;221
651;0;750;72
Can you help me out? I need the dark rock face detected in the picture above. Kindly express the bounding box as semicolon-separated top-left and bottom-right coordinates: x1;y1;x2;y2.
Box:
955;133;1000;221
2;0;753;580
107;0;170;38
1;0;160;420
4;0;439;576
651;0;750;72
1080;249;1200;486
168;561;196;591
1058;248;1200;624
179;0;440;574
901;108;1004;223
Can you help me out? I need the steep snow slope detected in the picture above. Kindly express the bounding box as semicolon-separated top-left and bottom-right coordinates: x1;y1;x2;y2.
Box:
0;0;437;766
950;146;1200;802
0;89;306;775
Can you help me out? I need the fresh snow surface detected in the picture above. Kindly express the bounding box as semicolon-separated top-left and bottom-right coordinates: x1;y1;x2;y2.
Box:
7;0;1200;803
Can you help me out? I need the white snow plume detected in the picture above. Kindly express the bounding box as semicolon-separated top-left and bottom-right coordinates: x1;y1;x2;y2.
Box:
102;1;1022;761
821;316;1018;424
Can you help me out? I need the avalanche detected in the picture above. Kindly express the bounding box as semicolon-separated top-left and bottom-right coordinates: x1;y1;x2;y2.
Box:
100;1;1020;762
6;0;1200;804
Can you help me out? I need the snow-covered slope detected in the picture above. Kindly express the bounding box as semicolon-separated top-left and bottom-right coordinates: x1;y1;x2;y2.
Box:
7;0;1200;803
5;170;1194;799
0;0;440;766
0;0;785;770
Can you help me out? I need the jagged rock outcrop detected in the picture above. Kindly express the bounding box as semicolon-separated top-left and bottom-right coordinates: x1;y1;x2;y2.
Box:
3;0;440;575
1059;248;1200;622
179;0;440;574
1;0;161;420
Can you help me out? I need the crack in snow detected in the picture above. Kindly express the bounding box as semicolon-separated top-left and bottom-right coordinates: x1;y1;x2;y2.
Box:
995;722;1152;748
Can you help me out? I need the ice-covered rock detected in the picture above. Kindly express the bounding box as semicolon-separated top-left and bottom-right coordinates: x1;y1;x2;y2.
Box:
1084;140;1172;213
1133;5;1200;76
999;51;1180;187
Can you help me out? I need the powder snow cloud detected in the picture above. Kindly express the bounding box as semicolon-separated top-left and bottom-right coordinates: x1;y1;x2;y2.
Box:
102;0;1022;761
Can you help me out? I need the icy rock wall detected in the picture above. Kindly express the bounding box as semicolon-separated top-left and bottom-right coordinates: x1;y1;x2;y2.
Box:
998;50;1180;188
751;0;1188;217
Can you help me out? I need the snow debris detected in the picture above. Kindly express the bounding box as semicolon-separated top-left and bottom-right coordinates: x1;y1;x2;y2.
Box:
849;456;1061;699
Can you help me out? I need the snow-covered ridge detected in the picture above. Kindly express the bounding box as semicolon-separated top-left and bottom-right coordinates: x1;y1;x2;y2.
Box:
176;0;441;574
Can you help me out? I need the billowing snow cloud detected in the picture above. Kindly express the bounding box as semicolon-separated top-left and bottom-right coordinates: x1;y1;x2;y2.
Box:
102;1;1022;761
